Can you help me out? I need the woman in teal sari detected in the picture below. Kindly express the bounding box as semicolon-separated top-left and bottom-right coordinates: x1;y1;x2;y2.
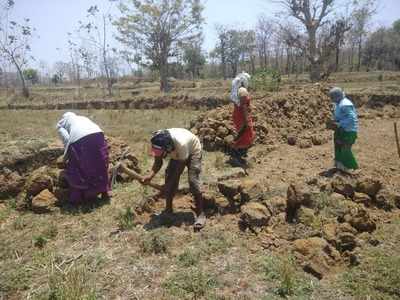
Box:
327;87;359;173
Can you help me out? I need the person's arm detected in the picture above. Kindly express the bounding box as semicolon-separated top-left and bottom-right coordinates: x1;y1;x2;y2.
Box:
57;125;70;147
234;97;249;141
142;156;163;184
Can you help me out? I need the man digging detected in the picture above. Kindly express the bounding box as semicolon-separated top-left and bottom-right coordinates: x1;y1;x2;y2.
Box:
142;128;206;230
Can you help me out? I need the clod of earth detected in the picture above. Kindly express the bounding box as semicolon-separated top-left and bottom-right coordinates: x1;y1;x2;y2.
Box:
31;189;58;213
240;202;271;230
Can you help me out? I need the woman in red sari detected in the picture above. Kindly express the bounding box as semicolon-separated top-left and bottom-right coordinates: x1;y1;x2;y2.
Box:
229;73;255;165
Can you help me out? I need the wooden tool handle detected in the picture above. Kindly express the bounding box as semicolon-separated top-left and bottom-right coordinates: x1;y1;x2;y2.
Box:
119;164;164;191
395;122;400;159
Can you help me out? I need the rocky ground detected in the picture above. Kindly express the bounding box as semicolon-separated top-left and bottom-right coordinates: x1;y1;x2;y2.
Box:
0;84;399;299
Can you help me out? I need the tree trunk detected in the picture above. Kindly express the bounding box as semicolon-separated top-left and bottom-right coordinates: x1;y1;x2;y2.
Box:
160;61;169;92
357;36;362;72
308;28;321;81
12;57;29;98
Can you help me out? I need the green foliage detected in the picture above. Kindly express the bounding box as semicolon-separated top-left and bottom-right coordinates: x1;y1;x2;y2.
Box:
139;229;170;255
117;207;136;231
33;235;48;248
177;248;201;267
32;222;58;248
162;267;218;299
51;74;62;85
23;68;39;84
251;68;281;92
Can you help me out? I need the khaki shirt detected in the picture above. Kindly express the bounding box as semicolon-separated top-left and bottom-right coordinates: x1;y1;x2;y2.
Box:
167;128;202;161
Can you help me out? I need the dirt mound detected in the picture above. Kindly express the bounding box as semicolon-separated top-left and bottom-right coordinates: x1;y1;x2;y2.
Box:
0;137;140;206
190;84;333;150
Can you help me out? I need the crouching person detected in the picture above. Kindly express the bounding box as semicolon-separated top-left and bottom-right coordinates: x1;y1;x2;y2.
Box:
142;128;206;230
57;112;110;203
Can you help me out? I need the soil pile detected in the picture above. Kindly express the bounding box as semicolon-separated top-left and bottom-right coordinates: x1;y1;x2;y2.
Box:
0;137;140;207
190;84;333;150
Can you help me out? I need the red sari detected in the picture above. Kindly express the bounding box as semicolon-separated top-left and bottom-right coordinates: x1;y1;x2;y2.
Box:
232;95;255;149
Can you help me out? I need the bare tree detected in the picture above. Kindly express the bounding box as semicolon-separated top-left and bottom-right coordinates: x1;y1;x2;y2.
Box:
256;14;275;69
0;0;35;97
278;0;337;81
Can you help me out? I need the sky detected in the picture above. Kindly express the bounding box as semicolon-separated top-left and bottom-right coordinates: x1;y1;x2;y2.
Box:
4;0;400;69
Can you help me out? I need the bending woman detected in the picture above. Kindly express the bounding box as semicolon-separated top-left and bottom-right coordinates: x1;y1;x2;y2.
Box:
57;112;110;203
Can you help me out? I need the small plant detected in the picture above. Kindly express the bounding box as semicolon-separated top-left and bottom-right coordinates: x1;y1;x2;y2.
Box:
251;68;281;92
47;264;97;300
33;235;48;248
177;248;201;267
13;216;26;230
162;267;218;299
140;229;170;255
117;207;136;231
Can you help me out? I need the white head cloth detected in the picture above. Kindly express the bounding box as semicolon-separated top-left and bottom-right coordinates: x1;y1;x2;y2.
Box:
230;72;251;105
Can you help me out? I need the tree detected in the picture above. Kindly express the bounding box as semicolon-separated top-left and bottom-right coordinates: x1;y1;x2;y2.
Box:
115;0;204;92
278;0;337;81
183;42;205;80
350;0;376;71
256;15;275;70
23;68;38;84
0;0;35;97
79;5;114;96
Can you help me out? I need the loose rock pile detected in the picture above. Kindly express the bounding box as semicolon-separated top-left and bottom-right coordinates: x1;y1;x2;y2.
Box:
190;84;332;150
214;170;400;279
0;137;140;211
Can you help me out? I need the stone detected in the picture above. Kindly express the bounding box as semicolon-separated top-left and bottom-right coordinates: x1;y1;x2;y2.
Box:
286;184;302;222
298;139;312;149
355;177;383;197
336;232;357;252
330;192;347;202
323;223;338;244
216;126;229;137
218;180;241;200
240;179;265;203
296;207;316;226
264;196;287;215
349;208;376;233
311;134;327;146
294;237;341;279
0;169;25;198
337;222;358;235
31;189;58;213
331;177;354;198
287;136;297;146
375;189;399;211
352;192;371;206
25;166;54;197
240;202;271;229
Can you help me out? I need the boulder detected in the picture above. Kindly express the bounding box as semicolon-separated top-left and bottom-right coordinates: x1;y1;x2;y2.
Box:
352;192;372;206
240;202;271;229
31;189;58;213
336;232;357;252
323;223;338;244
375;188;400;211
240;179;265;203
0;168;25;198
218;180;241;200
349;208;376;233
355;177;383;197
25;166;54;197
264;196;287;215
293;237;341;279
287;136;297;146
331;176;354;198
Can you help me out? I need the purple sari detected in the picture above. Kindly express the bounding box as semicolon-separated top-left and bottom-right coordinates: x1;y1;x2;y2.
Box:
65;132;109;203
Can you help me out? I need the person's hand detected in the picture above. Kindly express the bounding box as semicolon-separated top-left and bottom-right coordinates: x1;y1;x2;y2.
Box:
141;174;153;185
326;119;338;130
